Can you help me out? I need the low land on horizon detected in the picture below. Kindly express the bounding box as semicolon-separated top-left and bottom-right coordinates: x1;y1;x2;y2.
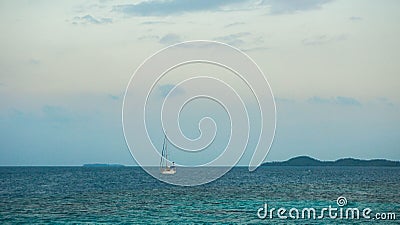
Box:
262;156;400;167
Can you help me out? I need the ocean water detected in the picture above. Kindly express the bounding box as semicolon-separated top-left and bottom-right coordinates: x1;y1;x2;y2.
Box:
0;166;399;224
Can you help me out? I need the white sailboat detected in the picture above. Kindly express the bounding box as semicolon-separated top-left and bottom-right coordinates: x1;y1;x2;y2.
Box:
160;135;176;175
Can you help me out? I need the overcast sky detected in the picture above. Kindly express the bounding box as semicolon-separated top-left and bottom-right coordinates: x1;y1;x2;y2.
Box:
0;0;399;165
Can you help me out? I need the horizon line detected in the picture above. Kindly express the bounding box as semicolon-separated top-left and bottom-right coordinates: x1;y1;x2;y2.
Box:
1;156;399;167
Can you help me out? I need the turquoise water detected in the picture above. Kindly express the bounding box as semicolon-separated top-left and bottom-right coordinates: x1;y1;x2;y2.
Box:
0;166;399;224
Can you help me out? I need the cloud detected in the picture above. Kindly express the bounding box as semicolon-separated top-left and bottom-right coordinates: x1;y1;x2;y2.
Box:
159;33;182;45
112;0;332;17
264;0;332;14
214;32;251;46
113;0;243;16
138;33;182;44
349;16;362;21
307;96;332;104
72;14;112;25
29;58;40;65
158;84;185;98
308;96;361;106
335;96;361;106
302;34;347;46
7;105;85;124
275;97;295;104
376;97;395;107
107;92;125;101
108;94;120;101
138;35;160;41
224;22;245;28
242;46;270;52
141;21;174;25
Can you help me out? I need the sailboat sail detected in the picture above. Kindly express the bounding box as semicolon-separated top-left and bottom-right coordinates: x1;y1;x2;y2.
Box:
160;135;176;175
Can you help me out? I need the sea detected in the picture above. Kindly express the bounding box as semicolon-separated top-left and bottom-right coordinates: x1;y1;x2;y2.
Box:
0;166;399;224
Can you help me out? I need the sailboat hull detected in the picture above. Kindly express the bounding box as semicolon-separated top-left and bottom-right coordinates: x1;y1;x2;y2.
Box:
161;169;176;175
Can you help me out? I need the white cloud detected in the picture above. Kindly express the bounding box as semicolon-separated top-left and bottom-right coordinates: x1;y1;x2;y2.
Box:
264;0;332;14
72;14;112;25
214;32;251;46
112;0;332;17
159;33;182;45
307;96;361;106
302;34;347;46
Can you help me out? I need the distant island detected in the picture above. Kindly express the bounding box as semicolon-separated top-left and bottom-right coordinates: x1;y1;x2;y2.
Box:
263;156;400;167
83;163;125;167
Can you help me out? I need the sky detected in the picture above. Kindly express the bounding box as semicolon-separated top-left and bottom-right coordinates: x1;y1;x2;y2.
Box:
0;0;399;166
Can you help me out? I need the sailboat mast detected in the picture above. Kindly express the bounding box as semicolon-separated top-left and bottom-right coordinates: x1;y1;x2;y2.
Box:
165;134;168;168
160;135;166;170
